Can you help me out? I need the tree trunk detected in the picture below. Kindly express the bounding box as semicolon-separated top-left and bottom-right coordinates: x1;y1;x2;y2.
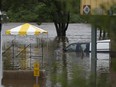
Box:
53;12;70;41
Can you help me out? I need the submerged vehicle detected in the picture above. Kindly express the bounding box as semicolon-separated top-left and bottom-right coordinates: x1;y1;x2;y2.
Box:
64;40;110;53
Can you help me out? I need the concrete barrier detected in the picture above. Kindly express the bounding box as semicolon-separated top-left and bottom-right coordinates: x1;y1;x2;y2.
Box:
3;70;46;80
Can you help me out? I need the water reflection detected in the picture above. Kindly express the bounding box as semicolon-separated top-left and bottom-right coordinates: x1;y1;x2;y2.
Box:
2;79;46;87
49;40;110;87
2;23;111;87
3;80;35;87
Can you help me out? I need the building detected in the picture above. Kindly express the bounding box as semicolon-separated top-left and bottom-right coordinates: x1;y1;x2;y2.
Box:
80;0;116;15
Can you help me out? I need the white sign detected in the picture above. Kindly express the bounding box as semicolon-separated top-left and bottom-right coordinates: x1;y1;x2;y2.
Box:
83;5;91;15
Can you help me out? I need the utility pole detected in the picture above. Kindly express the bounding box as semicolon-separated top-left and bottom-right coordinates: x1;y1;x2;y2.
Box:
91;24;97;87
0;10;3;86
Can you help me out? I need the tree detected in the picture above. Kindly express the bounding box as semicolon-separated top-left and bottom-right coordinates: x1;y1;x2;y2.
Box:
38;0;80;41
2;0;39;22
2;0;81;40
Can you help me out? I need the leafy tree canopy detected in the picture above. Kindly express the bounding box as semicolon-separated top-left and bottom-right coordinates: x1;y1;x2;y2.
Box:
2;0;83;23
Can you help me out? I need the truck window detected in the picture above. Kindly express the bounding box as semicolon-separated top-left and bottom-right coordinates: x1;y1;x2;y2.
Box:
76;43;89;52
66;43;77;51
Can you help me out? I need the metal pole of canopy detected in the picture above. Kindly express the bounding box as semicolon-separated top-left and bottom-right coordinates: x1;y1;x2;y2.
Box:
41;33;48;69
41;38;44;69
41;33;48;78
46;34;48;63
30;43;31;69
91;24;97;87
12;40;14;69
12;36;16;70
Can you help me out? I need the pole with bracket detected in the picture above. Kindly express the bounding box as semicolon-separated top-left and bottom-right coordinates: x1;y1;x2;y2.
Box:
0;10;3;85
91;24;97;87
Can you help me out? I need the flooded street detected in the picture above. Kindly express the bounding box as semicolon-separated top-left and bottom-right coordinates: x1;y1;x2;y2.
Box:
1;23;110;87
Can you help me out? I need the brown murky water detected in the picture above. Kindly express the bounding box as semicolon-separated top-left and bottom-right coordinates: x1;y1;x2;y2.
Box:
1;23;111;87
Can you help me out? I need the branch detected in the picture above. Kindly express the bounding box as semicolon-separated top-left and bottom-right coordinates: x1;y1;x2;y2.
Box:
64;12;70;31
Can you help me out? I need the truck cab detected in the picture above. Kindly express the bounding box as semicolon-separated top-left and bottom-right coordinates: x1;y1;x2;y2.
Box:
64;40;110;53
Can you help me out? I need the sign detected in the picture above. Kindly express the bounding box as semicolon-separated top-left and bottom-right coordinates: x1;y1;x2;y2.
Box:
34;63;40;77
83;5;91;15
33;84;40;87
80;0;116;15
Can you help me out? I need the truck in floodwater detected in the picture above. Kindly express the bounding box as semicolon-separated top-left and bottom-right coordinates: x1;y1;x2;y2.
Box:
64;39;110;53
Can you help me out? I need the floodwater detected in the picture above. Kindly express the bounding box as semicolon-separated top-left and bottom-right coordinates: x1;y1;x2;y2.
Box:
1;23;111;87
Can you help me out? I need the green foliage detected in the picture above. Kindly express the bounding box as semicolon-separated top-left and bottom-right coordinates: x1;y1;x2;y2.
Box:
50;64;111;87
88;15;111;31
70;13;85;23
67;66;89;87
19;10;38;22
34;3;52;22
2;0;84;23
7;9;38;22
111;58;116;71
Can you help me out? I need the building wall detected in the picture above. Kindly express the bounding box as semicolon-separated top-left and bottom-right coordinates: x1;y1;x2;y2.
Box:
80;0;116;15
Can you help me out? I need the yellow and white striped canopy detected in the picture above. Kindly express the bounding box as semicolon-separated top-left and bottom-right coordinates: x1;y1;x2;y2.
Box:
5;23;48;36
